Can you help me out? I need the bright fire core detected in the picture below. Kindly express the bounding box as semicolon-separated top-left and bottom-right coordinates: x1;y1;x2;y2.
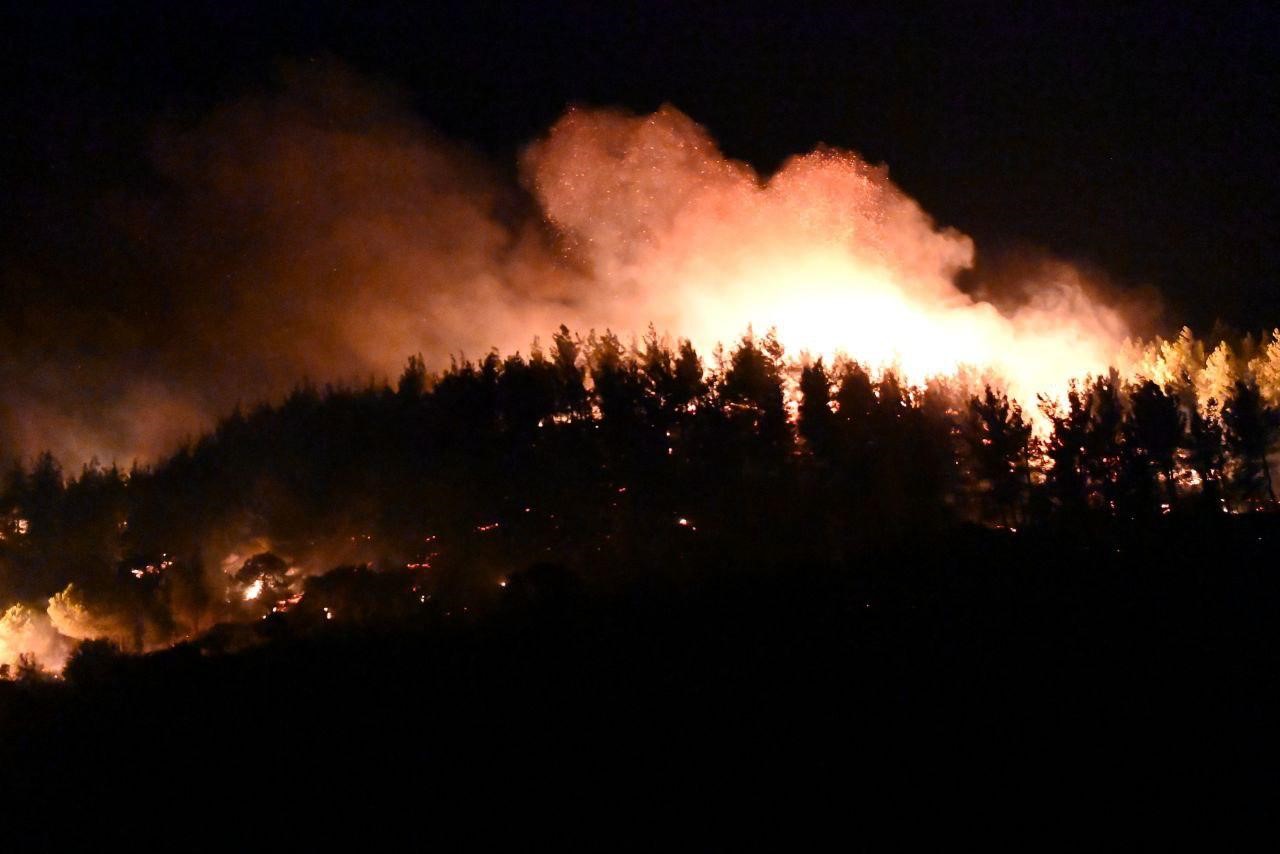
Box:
525;106;1130;406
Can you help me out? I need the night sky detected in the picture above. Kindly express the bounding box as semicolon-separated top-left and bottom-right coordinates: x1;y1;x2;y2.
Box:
4;0;1278;331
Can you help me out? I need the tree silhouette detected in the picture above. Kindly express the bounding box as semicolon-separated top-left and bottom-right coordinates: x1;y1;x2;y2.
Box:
5;321;1280;679
797;358;836;457
397;353;428;399
832;360;877;474
719;328;790;456
498;350;557;438
551;325;589;421
1125;380;1183;510
1083;372;1126;513
1186;400;1226;512
1041;382;1091;519
1221;379;1277;502
965;386;1033;526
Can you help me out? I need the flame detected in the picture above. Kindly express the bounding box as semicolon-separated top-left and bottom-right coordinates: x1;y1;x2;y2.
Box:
525;105;1130;406
8;98;1280;678
681;250;1123;405
0;603;70;674
0;83;1148;470
272;592;305;614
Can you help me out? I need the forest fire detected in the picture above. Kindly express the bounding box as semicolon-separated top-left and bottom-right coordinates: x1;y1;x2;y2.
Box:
1;86;1279;680
7;2;1280;810
524;105;1131;410
2;312;1273;677
0;75;1140;469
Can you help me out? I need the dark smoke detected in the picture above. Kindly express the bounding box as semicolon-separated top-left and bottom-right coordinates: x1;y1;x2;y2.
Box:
1;63;574;467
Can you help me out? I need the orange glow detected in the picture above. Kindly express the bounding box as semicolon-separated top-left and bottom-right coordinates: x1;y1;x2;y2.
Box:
683;252;1124;408
526;106;1131;409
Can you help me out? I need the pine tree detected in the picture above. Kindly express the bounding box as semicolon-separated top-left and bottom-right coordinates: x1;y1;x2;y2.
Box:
798;358;836;457
1041;382;1091;517
1186;400;1226;512
1222;379;1277;502
965;386;1033;525
1126;379;1183;507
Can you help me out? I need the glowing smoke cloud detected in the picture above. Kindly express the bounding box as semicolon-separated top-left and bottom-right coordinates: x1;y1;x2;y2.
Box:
0;66;1154;671
0;603;72;673
522;105;1130;405
0;64;1133;469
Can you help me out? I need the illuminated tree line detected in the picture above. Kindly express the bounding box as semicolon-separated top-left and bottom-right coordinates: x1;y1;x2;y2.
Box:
1;324;1278;662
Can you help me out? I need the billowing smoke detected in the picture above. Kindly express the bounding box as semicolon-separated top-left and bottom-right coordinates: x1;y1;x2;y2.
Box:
0;64;575;467
0;62;1170;669
522;104;1130;405
0;603;72;673
1;62;1137;469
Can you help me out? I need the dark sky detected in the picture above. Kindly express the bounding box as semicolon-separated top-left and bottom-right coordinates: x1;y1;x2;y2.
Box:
3;0;1278;331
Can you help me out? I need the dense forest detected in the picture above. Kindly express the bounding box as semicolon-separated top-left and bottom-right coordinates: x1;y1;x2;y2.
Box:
1;325;1278;805
1;324;1278;674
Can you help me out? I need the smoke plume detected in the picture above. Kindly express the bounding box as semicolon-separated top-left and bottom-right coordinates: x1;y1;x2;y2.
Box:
1;62;1134;468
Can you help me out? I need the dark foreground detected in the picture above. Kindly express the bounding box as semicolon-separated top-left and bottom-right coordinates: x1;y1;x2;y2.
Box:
2;518;1276;820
